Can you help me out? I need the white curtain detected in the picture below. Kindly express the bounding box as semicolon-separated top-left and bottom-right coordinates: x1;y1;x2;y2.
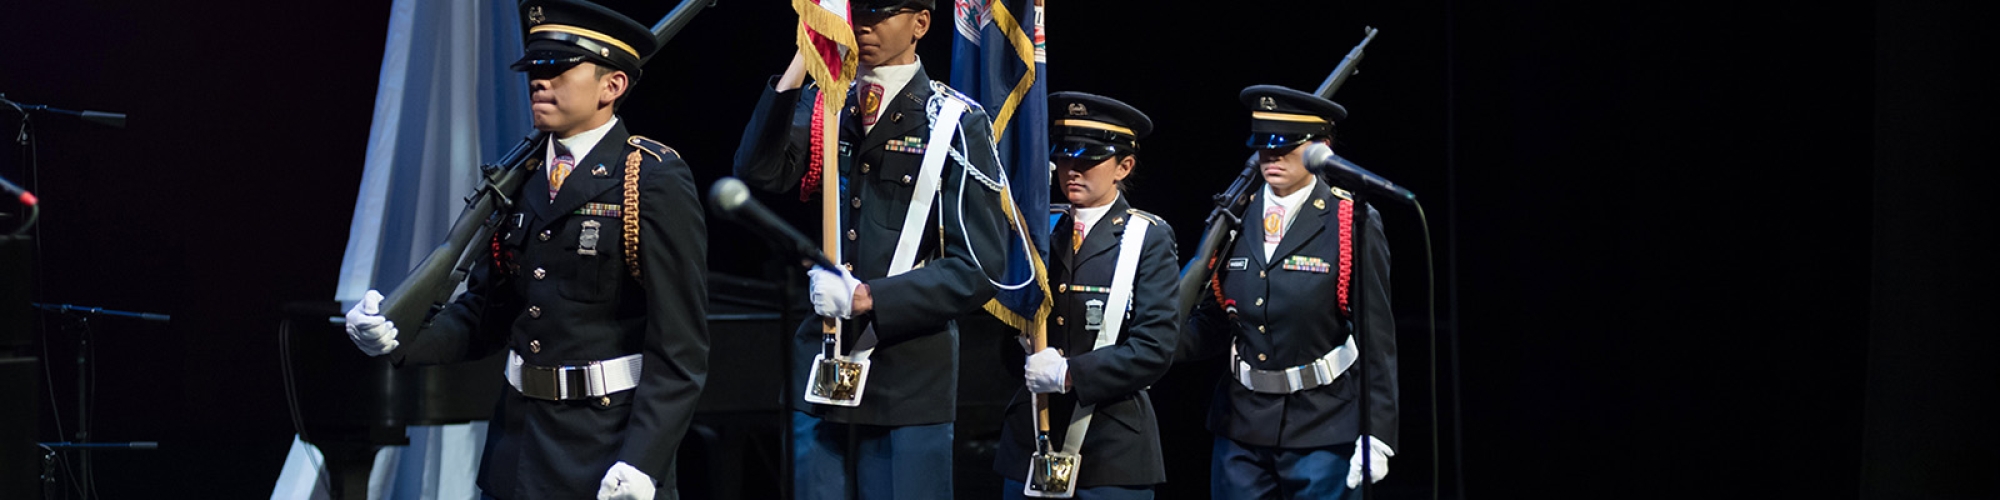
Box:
274;0;527;498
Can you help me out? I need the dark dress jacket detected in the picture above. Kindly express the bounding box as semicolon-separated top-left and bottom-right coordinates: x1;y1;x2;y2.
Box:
732;66;1009;426
1183;179;1398;451
994;196;1179;487
392;120;710;499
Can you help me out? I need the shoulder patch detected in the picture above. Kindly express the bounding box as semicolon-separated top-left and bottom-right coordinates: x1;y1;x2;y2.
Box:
626;135;679;163
1124;208;1167;227
926;81;983;112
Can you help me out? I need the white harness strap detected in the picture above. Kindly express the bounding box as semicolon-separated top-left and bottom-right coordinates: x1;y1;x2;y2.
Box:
851;97;967;363
1059;215;1150;454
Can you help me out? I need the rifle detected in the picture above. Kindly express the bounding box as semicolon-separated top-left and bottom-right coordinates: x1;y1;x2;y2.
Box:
377;1;714;332
1172;26;1378;328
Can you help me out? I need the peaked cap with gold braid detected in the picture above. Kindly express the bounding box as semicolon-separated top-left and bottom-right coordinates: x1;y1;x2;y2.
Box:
513;0;658;79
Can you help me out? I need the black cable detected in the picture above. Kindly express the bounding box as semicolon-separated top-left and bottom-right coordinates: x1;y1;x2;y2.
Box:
85;318;98;500
1415;201;1439;500
278;316;334;497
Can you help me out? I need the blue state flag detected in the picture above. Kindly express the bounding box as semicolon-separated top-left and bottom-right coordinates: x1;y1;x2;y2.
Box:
952;0;1049;332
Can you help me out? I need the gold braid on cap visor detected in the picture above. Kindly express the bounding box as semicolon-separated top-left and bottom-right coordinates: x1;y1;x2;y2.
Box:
1053;119;1135;137
528;24;638;58
1250;111;1330;124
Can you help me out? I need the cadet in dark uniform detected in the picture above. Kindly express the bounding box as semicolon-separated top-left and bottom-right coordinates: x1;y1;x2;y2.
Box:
995;93;1178;499
343;1;708;498
1181;85;1398;499
730;0;1010;497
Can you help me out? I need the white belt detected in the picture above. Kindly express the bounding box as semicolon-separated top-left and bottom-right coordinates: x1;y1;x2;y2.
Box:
1232;335;1358;395
505;350;643;401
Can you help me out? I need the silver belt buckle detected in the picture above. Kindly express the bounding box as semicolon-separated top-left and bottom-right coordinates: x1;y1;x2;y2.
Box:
519;364;561;400
520;363;594;400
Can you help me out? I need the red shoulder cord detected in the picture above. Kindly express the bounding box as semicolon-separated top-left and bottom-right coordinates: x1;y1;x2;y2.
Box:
490;231;512;273
799;92;828;202
1337;199;1354;317
1208;254;1238;319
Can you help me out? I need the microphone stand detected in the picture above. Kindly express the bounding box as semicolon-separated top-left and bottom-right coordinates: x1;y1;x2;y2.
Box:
30;303;167;498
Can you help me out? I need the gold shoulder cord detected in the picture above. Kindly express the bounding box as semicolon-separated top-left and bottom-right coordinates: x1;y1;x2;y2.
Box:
623;149;643;279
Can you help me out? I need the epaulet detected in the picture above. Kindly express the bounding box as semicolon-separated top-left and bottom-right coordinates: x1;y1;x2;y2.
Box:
1328;185;1355;201
927;81;983;111
626;135;679;163
1124;208;1167;228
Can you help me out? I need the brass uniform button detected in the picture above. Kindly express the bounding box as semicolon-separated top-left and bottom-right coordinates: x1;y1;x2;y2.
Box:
1255;297;1264;306
1257;353;1266;362
538;230;551;241
851;197;862;208
861;162;871;174
528;306;542;319
1057;316;1066;326
1257;325;1266;333
901;174;913;185
598;396;611;407
1057;283;1067;293
846;229;858;241
1259;270;1267;279
533;268;547;280
529;339;541;353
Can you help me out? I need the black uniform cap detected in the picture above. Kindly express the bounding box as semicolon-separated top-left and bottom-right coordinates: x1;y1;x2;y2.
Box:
854;0;937;16
512;0;657;79
1049;91;1152;162
1240;84;1347;150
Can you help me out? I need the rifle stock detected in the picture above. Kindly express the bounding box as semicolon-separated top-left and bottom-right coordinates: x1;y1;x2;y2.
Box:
1173;155;1261;329
379;134;546;331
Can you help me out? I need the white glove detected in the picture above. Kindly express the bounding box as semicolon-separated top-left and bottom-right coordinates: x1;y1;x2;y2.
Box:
1024;348;1069;394
596;461;656;500
343;290;399;356
807;267;862;319
1345;435;1394;488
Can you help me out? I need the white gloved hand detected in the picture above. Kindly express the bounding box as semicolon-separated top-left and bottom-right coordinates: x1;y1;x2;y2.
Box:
1024;348;1069;394
1345;435;1394;488
596;461;656;500
807;267;862;319
343;290;399;356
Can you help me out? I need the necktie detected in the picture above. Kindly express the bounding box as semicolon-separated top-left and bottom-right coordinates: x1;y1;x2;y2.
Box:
1073;219;1085;253
1263;205;1286;244
550;143;575;201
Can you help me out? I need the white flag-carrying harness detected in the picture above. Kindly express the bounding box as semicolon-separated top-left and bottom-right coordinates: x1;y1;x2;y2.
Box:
1026;213;1149;498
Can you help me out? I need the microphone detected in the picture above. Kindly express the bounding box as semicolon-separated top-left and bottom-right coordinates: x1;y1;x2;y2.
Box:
708;177;840;271
0;174;34;206
1301;143;1416;205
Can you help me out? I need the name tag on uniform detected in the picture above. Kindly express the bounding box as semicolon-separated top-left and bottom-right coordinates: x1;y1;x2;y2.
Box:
885;136;925;154
839;140;853;158
1281;255;1330;274
579;220;601;256
1228;258;1249;271
1084;299;1105;331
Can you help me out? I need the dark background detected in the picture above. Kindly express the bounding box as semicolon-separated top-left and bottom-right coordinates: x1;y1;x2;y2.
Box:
4;0;1995;498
